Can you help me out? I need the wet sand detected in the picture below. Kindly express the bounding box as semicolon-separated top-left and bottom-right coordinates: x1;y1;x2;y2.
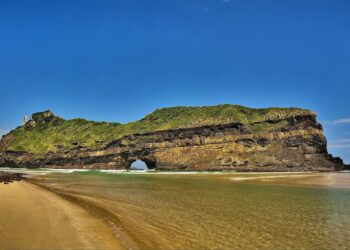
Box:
0;181;123;250
230;172;350;188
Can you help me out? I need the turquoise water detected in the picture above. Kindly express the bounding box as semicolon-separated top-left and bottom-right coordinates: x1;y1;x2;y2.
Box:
11;169;350;249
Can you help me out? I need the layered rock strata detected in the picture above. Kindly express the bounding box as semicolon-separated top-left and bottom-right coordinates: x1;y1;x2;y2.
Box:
0;106;346;171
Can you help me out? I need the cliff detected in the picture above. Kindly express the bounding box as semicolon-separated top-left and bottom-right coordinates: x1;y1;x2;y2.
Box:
0;105;346;171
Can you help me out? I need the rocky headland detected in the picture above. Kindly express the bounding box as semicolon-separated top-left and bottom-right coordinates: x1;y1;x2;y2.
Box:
0;105;347;171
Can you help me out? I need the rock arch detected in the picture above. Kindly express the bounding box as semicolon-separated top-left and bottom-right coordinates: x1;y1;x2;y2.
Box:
121;150;157;170
130;160;147;170
128;158;156;170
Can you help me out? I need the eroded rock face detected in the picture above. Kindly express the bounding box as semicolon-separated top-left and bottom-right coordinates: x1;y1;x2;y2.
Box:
0;112;346;171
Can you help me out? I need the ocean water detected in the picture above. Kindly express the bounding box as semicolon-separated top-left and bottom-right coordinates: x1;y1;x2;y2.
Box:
8;168;350;249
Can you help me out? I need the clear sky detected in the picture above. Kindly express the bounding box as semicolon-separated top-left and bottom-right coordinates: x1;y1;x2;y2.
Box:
0;0;349;162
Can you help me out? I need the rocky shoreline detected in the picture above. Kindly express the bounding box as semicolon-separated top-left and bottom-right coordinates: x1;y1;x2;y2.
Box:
0;171;25;184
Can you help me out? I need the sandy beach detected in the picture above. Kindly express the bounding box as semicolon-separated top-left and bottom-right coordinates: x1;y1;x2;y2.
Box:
0;181;123;250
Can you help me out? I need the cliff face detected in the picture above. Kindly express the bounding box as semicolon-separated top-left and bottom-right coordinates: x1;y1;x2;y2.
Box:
0;105;346;171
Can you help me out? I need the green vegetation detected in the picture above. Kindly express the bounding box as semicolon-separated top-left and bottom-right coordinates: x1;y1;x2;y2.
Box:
1;105;310;154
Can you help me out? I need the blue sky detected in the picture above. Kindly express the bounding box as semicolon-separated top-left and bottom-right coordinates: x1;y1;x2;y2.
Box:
0;0;349;162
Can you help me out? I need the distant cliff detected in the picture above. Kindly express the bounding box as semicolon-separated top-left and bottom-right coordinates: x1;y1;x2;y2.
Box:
0;105;346;171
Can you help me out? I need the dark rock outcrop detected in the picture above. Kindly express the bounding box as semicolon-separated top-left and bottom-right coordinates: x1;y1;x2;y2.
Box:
25;110;64;128
0;171;26;184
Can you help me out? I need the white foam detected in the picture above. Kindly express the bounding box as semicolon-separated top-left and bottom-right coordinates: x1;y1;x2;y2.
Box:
99;169;128;173
0;167;92;176
230;174;321;181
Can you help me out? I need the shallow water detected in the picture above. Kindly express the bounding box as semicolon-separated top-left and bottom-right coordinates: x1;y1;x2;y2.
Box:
8;169;350;249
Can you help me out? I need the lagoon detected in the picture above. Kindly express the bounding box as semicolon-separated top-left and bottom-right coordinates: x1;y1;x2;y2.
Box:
13;170;349;249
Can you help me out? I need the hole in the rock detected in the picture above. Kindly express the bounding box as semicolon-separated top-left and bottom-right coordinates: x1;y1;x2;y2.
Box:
130;160;147;170
129;159;156;170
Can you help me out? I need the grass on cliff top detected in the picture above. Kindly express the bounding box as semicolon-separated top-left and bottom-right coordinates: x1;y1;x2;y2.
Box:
2;104;310;154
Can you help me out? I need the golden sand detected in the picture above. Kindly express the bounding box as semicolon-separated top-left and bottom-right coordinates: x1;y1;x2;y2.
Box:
0;181;123;250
